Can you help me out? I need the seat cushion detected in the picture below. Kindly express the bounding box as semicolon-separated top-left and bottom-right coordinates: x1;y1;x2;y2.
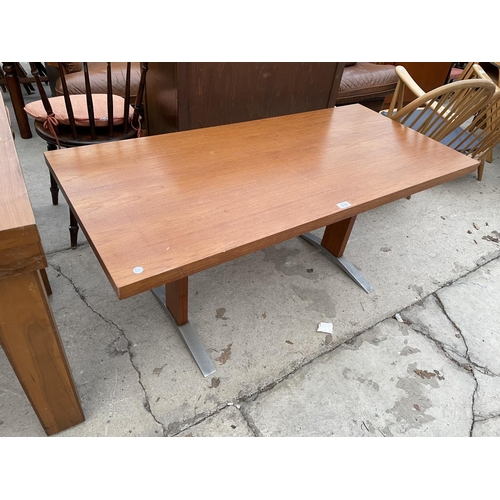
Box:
337;63;399;104
55;62;141;99
25;94;135;127
383;108;482;150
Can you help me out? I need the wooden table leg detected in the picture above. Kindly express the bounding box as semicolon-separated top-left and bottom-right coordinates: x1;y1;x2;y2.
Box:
0;269;84;435
320;215;357;257
165;276;188;325
2;63;32;139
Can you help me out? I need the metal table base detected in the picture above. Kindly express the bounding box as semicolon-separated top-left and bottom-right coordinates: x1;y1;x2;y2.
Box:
300;232;374;294
152;232;372;377
152;286;216;378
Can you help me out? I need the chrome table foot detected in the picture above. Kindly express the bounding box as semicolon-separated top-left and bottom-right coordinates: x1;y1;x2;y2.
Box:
300;232;374;294
152;286;216;377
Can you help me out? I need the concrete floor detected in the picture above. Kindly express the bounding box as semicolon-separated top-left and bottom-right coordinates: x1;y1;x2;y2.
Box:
1;80;500;438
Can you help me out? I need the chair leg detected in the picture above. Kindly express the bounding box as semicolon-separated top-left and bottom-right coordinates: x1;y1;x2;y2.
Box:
34;63;47;78
47;144;59;205
50;172;59;205
69;209;79;249
477;158;485;181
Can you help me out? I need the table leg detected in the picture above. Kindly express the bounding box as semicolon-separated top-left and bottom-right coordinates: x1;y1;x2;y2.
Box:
69;208;79;249
152;277;216;377
0;270;85;435
48;149;60;206
165;277;188;325
40;267;52;296
301;216;374;293
2;63;32;139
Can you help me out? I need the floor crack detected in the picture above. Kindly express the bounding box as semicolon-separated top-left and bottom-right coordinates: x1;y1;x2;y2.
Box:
474;413;500;423
50;263;168;436
48;250;500;437
432;292;479;437
237;406;262;437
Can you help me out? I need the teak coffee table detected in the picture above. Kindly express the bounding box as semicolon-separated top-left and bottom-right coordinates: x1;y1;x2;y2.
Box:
44;104;479;377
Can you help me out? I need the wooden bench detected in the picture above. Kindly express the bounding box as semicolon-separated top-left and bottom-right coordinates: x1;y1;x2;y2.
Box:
0;93;84;435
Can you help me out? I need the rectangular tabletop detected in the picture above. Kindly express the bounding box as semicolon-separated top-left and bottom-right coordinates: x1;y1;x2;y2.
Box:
44;104;479;300
0;93;38;245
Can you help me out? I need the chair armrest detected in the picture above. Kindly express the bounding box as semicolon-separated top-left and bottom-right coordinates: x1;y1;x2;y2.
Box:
472;64;499;89
395;66;425;98
385;65;427;117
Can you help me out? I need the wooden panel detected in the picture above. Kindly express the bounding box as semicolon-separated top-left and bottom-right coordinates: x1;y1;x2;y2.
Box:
143;62;178;135
144;62;345;135
0;239;47;278
381;62;453;107
44;104;479;300
177;62;344;130
397;62;452;91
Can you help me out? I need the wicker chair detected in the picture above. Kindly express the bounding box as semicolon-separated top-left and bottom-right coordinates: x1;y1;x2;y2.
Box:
384;65;496;181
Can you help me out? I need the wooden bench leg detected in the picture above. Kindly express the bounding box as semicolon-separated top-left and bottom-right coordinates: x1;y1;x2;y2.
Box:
0;270;85;435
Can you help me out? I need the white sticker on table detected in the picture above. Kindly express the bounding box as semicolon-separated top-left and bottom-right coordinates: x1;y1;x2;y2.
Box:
337;201;351;209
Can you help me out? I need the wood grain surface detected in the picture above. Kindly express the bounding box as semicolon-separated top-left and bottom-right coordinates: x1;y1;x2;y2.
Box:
144;62;344;134
0;93;84;435
44;104;480;299
0;95;36;233
0;270;85;435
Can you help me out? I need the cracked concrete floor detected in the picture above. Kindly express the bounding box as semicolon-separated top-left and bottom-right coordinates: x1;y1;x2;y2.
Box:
241;259;500;437
1;87;500;437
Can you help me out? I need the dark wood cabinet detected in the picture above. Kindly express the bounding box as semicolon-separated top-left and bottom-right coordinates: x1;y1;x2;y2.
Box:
144;62;345;135
380;62;453;107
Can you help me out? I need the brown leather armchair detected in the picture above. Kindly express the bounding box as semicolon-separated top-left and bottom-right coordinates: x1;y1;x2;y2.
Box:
46;62;142;100
336;62;399;112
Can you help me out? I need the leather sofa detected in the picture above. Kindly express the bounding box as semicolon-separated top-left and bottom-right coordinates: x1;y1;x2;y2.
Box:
336;62;399;111
45;62;142;100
